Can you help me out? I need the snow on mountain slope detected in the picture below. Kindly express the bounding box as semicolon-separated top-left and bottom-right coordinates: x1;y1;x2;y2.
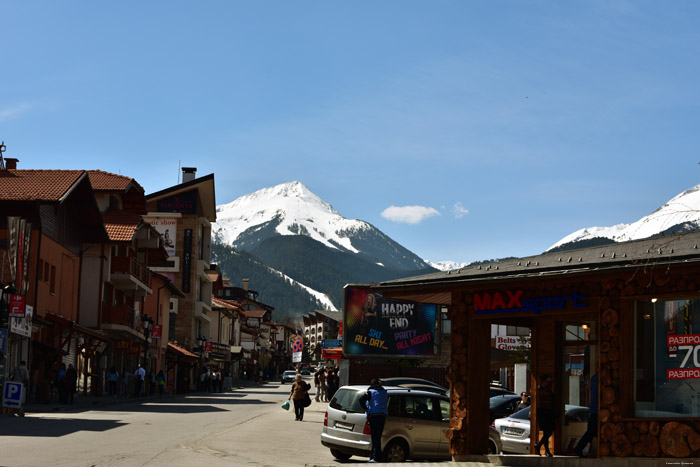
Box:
269;267;338;311
548;185;700;251
215;181;370;253
425;259;471;271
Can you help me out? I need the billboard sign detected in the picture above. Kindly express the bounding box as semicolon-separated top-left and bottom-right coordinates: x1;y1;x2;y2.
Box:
149;218;177;256
10;304;32;337
343;285;439;357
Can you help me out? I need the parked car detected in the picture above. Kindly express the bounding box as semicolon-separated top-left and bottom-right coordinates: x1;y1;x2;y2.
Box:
488;426;503;454
300;367;311;375
322;385;452;462
490;386;515;398
380;377;448;395
493;405;590;454
281;370;297;383
489;394;522;423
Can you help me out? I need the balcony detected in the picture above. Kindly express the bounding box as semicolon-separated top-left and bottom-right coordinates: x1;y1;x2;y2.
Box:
102;305;133;327
111;256;153;295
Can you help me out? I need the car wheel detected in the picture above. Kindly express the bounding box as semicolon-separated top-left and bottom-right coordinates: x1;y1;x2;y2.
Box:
488;440;498;454
329;448;352;460
383;439;408;462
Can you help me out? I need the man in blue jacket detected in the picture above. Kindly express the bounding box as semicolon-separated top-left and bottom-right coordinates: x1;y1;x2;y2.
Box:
359;379;388;463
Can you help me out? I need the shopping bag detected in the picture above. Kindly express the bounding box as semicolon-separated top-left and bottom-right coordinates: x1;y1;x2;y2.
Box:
281;400;290;411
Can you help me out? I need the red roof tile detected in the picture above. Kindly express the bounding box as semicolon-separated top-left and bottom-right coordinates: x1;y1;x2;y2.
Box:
88;170;143;193
101;209;142;242
0;169;85;202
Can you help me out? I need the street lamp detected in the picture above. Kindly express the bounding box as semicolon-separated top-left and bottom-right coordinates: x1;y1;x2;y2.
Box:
141;315;154;369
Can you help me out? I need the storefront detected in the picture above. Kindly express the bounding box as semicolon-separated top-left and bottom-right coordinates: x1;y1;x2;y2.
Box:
370;231;700;461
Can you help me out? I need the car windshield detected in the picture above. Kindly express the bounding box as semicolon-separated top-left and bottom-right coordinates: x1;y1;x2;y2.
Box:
284;371;295;375
510;407;530;420
329;388;367;413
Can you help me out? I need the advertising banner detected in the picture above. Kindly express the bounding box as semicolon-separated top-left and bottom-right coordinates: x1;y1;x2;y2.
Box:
10;304;32;337
149;219;177;257
343;285;439;357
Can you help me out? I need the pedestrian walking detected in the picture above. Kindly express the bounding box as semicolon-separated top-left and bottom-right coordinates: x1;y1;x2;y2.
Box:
10;360;30;403
121;368;131;398
319;368;328;402
65;363;77;404
107;366;119;397
534;374;555;457
134;363;146;398
575;372;599;458
314;368;321;402
156;370;166;396
326;368;339;400
359;379;389;463
288;374;311;421
56;363;67;403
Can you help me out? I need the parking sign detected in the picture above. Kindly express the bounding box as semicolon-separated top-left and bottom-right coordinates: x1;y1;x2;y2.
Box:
3;381;24;408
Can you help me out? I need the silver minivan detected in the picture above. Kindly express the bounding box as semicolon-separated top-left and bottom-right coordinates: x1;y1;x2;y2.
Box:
321;385;451;462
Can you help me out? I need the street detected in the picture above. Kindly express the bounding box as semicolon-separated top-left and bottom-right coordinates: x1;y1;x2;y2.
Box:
0;376;341;467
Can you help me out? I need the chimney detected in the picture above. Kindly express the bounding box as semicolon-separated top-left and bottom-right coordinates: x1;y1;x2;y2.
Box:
5;158;18;170
242;278;249;291
182;167;197;183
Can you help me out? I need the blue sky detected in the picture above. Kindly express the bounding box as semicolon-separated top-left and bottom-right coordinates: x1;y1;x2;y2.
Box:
2;1;699;264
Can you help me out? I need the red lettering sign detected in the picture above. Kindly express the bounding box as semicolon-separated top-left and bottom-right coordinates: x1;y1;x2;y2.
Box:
9;294;25;317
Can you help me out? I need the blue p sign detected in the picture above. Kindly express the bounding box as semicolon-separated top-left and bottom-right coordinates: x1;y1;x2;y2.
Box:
3;382;24;408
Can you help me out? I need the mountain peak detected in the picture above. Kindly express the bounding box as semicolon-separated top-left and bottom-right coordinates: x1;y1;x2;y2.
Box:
548;183;700;251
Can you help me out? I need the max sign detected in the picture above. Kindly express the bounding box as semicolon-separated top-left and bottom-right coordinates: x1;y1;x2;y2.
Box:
473;290;587;315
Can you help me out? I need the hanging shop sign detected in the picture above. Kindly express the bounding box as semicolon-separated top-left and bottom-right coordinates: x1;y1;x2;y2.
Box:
10;304;32;337
182;229;192;293
343;285;439;357
473;290;587;315
8;294;25;318
151;324;162;339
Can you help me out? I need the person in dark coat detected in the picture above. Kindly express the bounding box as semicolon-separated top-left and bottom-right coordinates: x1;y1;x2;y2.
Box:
359;379;389;463
288;374;310;421
65;364;78;404
575;373;599;457
534;374;555;457
326;368;339;399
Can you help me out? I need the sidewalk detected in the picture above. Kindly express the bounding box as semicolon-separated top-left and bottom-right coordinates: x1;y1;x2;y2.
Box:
7;380;265;415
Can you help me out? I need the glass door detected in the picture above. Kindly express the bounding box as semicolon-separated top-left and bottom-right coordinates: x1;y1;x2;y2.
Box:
560;322;597;454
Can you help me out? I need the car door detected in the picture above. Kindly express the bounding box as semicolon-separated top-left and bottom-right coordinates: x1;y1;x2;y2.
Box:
437;397;451;455
402;395;443;457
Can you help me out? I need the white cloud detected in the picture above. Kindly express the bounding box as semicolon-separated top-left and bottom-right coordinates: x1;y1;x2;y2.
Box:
0;102;35;122
452;202;470;219
381;205;440;224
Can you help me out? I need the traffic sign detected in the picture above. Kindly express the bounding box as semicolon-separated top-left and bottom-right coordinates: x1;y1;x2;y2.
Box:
3;381;24;409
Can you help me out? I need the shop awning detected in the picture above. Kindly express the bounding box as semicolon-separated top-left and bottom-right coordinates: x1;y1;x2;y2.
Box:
167;341;199;362
322;348;343;360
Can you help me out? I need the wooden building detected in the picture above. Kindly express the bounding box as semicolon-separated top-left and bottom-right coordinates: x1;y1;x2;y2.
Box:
371;231;700;461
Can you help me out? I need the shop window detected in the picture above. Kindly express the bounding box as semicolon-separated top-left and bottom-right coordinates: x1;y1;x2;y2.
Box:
635;299;700;418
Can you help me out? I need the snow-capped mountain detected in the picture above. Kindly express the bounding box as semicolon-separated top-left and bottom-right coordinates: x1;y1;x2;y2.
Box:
212;181;436;318
215;181;365;253
214;181;430;271
425;259;471;271
548;185;700;251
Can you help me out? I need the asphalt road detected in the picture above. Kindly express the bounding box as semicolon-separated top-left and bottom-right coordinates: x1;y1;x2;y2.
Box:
0;376;343;467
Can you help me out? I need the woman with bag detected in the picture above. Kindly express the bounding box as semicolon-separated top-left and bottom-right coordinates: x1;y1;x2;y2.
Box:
288;374;311;421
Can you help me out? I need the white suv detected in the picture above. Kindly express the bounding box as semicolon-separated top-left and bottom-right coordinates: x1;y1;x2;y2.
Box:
321;385;451;462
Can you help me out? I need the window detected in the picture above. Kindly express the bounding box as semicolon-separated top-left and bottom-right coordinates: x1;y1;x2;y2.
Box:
44;261;50;282
404;395;438;421
49;265;56;294
635;299;700;418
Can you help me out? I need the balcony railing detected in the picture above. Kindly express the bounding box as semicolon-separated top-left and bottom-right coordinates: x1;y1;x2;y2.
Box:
112;256;152;288
102;305;135;327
